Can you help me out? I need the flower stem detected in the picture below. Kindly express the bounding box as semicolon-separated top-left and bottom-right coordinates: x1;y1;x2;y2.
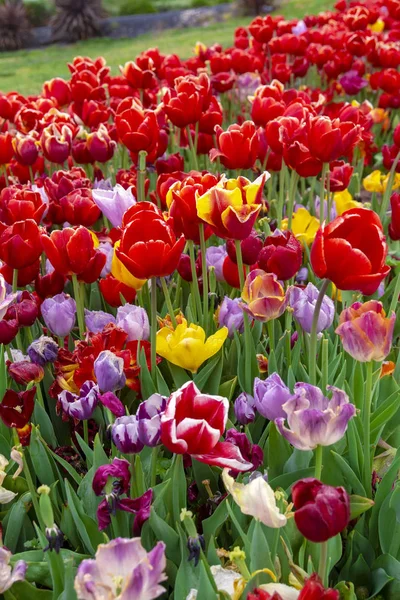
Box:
83;420;89;448
389;269;400;316
186;126;199;171
308;279;330;386
137;150;147;202
318;540;328;586
199;224;209;333
188;240;202;322
150;277;158;384
267;319;275;354
381;150;400;222
287;170;300;230
235;239;252;394
363;361;374;497
150;445;159;488
161;277;177;328
319;163;329;225
72;274;85;338
314;444;323;480
12;269;18;294
23;449;45;530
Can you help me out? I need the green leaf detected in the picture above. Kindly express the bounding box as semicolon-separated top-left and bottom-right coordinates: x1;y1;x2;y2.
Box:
370;448;400;544
33;403;57;447
218;377;237;401
330;450;366;496
269;468;315;493
371;389;400;436
202;499;228;542
4;492;30;552
29;426;58;488
249;520;271;573
149;507;180;564
139;346;157;398
306;534;343;575
192;459;218;500
349;494;374;520
174;524;199;600
168;362;191;389
6;581;53;600
65;480;105;555
194;352;223;393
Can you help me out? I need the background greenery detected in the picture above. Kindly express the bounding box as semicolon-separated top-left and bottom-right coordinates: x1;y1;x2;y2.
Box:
0;0;330;95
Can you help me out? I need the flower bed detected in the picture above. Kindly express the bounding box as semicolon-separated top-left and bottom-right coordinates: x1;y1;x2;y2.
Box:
0;2;400;599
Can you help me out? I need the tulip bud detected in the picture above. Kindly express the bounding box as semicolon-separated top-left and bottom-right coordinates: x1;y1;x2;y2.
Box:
253;373;292;421
226;231;263;266
116;304;149;342
8;361;44;385
177;254;193;282
12;134;39;166
234;392;256;425
205;246;227;282
289;283;335;334
94;350;126;392
35;270;66;300
217;296;245;337
0;318;18;344
38;485;55;529
111;415;144;454
349;494;374;520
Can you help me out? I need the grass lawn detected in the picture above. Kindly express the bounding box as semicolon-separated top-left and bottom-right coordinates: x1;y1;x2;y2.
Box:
0;0;331;96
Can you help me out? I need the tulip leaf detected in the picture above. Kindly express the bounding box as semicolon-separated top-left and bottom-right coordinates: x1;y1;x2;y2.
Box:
149;507;180;565
192;459;219;500
64;480;105;555
168;362;191;389
370;389;400;437
370;447;400;544
29;426;59;489
174;523;200;600
194;352;223;394
4;492;30;553
349;494;374;520
33;402;57;447
330;451;366;496
75;433;94;468
139;347;157;398
218;377;237;402
5;581;53;600
346;418;362;479
202;499;228;542
269;467;315;493
46;446;83;486
249;519;273;573
198;561;218;598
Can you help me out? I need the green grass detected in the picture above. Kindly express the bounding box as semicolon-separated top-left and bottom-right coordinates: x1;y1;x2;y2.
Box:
0;0;332;96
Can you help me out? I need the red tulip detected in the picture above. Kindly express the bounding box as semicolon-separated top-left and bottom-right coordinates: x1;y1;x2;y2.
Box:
161;381;252;471
41;226;106;283
120;60;157;90
12;134;39;166
115;103;160;158
248;15;274;43
308;116;361;163
42;78;71;107
0;186;46;225
292;478;350;543
155;152;184;175
226;231;263;266
118;202;184;279
248;574;339;599
258;230;303;281
60;188;101;227
0;132;14;166
8;361;44;386
0;317;19;344
0;220;42;269
86;125;116;163
41;124;73;164
389;192;400;241
6;291;39;326
222;255;247;289
0;387;36;429
211;72;236;94
210;121;260;170
310;207;390;295
99;274;137;307
35;269;66;299
81;99;110;129
163;73;211;128
328;161;353;192
1;260;40;287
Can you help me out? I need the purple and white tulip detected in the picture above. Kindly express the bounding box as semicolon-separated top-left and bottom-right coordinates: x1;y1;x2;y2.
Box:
112;415;144;454
116;304;150;341
253;373;292;421
58;380;100;420
137;393;167;447
74;537;166;600
0;547;27;594
92;184;136;228
275;383;356;450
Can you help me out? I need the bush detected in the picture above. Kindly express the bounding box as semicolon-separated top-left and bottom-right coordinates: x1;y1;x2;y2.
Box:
0;0;31;51
24;0;54;27
51;0;105;42
119;0;156;15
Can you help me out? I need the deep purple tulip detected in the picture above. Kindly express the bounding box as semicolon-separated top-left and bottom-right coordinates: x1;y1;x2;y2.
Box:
218;297;245;337
74;537;166;600
111;415;144;454
137;393;167;447
85;309;116;334
94;350;126;392
92;457;131;496
116;304;150;341
27;335;59;366
275;383;356;450
253;373;292;421
234;392;256;425
289;283;335;334
58;380;99;420
339;70;368;95
41;293;76;337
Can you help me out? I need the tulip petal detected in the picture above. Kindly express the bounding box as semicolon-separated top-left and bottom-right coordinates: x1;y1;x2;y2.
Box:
193;441;253;471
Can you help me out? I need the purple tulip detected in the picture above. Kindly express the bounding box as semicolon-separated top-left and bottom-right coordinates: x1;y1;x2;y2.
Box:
99;242;113;277
58;380;99;420
41;293;76;337
116;304;150;341
295;267;308;284
289;283;335;334
74;537;166;600
206;245;227;282
218;297;245;337
112;415;144;454
92;457;131;495
99;391;125;417
92;184;136;228
94;350;126;392
253;373;292;421
27;336;59;366
339;70;368;95
137;393;167;447
85;309;116;334
275;383;356;450
234;392;256;425
0;547;27;594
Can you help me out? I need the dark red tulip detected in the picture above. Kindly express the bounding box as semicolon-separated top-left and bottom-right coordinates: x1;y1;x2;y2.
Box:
0;387;36;429
258;230;303;281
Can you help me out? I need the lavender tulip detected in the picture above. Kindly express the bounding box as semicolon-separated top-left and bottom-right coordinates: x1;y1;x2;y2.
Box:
41;293;76;337
218;297;245;337
99;242;113;277
0;547;27;594
94;350;126;392
206;245;227;282
275;383;356;450
116;304;150;341
234;392;256;425
27;336;59;366
74;537;167;600
0;274;17;320
92;184;136;228
253;373;292;421
137;393;167;447
59;381;99;420
85;309;116;334
289;283;335;334
112;415;144;453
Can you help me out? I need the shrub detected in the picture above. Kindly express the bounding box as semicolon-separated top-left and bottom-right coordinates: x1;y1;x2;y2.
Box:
119;0;156;15
51;0;105;42
0;0;31;51
24;0;54;27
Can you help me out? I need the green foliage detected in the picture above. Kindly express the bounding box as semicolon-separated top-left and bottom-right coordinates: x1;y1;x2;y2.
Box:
119;0;156;15
24;0;54;26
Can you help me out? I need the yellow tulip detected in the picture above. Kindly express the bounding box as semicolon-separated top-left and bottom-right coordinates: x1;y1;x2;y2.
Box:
156;318;228;372
333;190;362;215
363;170;400;194
111;241;146;290
281;207;320;246
368;18;385;32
